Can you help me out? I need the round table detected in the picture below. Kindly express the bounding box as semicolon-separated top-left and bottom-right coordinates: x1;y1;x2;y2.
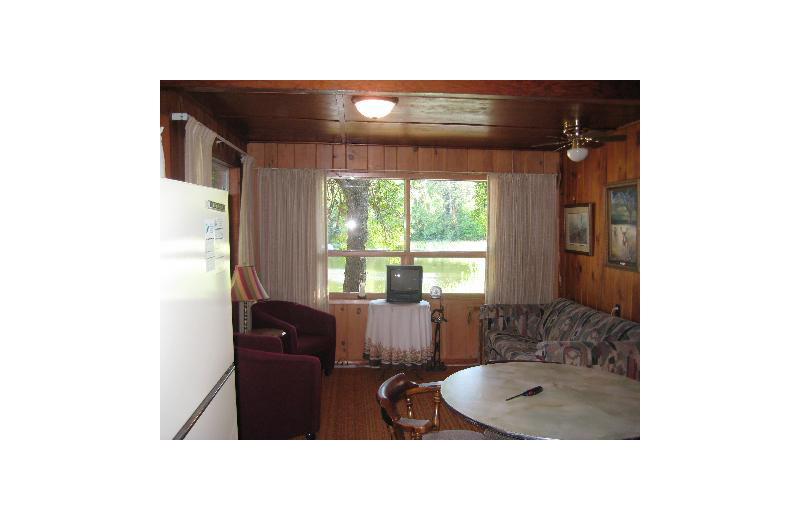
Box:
440;362;640;439
365;299;432;366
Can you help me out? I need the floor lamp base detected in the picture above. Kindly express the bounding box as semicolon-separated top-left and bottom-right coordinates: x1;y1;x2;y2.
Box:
238;301;251;334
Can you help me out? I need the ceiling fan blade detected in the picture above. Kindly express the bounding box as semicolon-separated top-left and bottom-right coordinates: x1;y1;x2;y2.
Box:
583;128;616;136
590;134;627;142
554;144;569;151
529;141;567;149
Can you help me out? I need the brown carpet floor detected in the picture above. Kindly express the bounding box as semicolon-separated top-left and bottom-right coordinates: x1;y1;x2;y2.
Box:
299;365;483;440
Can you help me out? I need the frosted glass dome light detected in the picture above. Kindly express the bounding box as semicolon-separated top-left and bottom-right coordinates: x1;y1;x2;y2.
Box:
353;96;398;119
566;145;589;162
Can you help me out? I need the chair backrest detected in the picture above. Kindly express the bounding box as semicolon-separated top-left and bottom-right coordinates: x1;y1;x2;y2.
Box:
376;373;418;439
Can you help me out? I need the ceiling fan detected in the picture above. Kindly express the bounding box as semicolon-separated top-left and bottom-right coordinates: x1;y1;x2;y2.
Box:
532;118;627;162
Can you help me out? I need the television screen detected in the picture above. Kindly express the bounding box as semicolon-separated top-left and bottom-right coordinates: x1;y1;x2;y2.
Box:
386;266;422;303
390;269;421;291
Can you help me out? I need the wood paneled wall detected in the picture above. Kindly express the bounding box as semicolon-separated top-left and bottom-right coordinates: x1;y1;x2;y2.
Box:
559;122;640;322
245;142;559;174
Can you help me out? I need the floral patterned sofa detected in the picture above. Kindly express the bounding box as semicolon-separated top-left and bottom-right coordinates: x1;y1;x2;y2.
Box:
479;298;640;380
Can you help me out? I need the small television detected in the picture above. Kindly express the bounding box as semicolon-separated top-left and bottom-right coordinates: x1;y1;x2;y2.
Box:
386;265;423;303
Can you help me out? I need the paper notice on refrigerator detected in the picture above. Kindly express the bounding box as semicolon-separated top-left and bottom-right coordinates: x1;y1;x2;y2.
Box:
213;218;225;272
205;219;216;272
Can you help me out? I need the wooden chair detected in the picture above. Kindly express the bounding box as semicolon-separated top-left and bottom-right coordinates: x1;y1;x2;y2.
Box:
376;373;486;440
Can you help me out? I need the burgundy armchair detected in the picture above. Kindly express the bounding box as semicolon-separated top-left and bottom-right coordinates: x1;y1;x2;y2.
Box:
234;333;321;439
250;300;336;376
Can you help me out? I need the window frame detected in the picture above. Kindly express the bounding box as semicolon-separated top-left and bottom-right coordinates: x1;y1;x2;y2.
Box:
326;170;487;295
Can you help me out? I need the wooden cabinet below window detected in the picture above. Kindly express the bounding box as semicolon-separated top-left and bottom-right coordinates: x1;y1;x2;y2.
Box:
330;301;368;362
438;296;483;364
329;295;484;364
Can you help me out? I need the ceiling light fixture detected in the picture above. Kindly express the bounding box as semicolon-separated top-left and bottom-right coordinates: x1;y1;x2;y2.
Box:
352;96;398;119
566;141;589;162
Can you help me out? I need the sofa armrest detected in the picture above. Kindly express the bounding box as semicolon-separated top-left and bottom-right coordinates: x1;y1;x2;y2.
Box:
233;333;283;353
291;303;336;338
252;300;334;340
235;348;321;439
479;304;546;363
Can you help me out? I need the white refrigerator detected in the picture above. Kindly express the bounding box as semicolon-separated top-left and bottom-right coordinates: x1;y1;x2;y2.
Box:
160;178;238;440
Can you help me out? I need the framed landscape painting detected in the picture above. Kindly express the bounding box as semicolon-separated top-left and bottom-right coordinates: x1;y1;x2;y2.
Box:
606;180;639;271
564;203;593;255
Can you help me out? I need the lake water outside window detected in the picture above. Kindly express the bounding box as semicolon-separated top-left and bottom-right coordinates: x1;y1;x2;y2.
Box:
327;256;401;293
415;257;486;293
326;176;486;294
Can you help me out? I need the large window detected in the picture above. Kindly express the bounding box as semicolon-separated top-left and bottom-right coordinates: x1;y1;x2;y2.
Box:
211;159;230;191
327;175;487;294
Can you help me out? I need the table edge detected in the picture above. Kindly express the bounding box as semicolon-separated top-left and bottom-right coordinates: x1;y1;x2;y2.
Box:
439;396;549;440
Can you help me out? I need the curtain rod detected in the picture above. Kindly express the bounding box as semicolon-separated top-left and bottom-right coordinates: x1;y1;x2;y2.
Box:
171;112;248;158
215;135;248;157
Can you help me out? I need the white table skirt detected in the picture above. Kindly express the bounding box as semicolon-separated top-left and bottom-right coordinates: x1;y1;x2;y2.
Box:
365;299;432;365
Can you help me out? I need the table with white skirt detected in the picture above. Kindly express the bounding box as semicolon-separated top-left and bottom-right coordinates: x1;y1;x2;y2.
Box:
364;299;432;366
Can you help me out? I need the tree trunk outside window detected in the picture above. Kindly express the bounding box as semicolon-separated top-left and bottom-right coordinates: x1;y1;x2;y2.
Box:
338;179;369;292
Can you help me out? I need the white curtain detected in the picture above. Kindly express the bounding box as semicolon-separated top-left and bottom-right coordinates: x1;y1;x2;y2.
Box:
485;173;558;304
257;168;328;311
160;127;166;178
238;154;256;266
184;116;217;186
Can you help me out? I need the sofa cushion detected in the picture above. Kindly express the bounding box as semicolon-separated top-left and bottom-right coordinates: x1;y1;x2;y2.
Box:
536;340;594;367
590;340;640;380
485;331;544;362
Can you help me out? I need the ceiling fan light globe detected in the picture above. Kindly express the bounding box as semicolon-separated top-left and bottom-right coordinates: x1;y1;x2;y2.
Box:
566;146;589;162
354;98;396;119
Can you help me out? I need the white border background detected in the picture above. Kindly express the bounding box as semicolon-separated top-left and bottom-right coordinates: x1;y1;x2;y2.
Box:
3;1;797;518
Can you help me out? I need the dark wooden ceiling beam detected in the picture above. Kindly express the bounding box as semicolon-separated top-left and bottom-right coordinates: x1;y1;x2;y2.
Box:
219;115;579;133
335;93;346;144
160;80;639;102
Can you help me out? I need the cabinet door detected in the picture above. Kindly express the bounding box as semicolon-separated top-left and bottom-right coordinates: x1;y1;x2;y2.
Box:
464;304;481;361
331;303;349;362
346;304;369;362
441;302;481;363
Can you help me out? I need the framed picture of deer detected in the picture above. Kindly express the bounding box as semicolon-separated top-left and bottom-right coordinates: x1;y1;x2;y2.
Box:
606;180;639;271
564;203;593;255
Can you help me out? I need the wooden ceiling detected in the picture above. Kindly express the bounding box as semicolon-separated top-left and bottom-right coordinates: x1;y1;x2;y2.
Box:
160;80;639;150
